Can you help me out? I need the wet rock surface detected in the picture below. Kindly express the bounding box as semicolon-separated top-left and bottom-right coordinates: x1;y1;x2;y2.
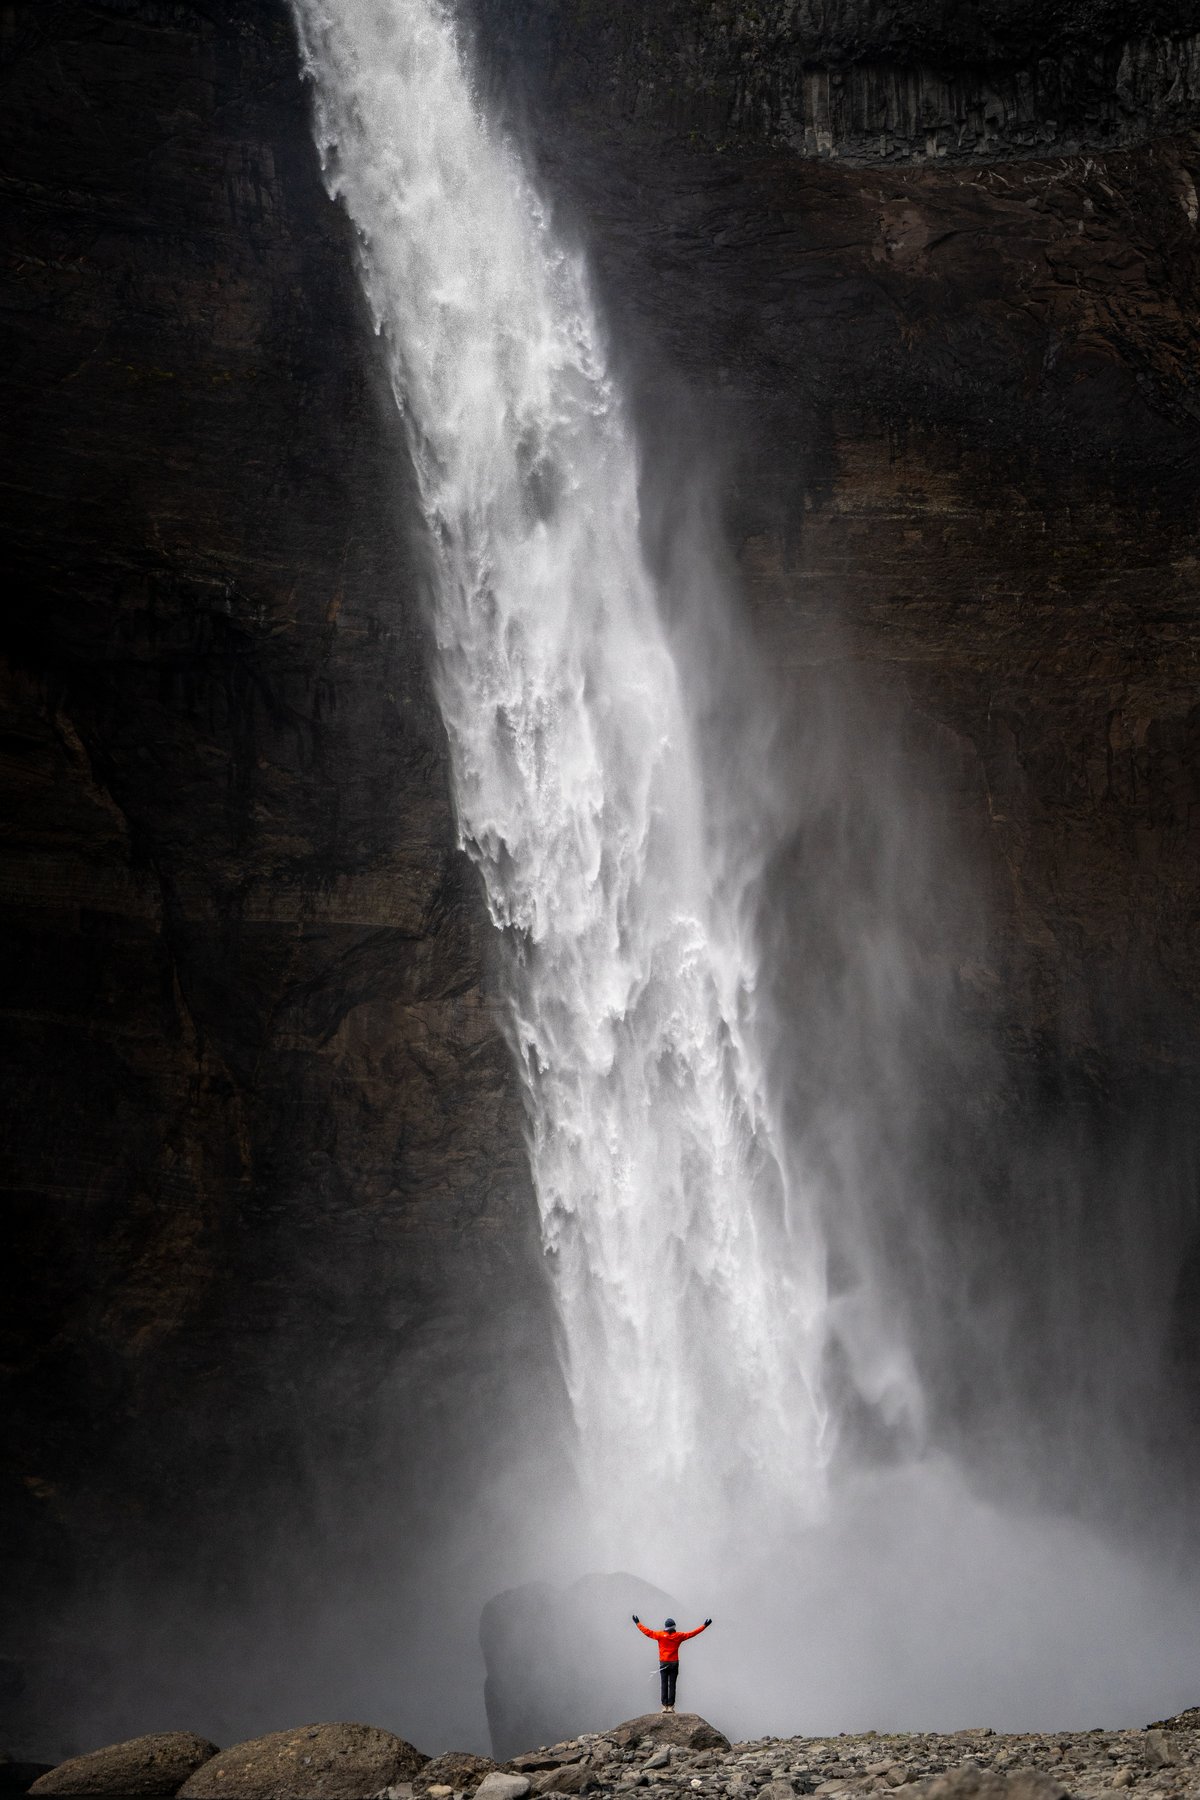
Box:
28;1733;218;1795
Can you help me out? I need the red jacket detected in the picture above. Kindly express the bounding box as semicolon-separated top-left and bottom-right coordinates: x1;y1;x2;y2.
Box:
636;1621;708;1664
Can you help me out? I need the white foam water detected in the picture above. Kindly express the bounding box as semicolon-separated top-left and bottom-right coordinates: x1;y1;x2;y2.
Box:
289;0;838;1570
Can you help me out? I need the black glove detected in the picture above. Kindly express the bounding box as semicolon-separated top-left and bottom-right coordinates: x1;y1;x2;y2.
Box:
632;1613;640;1623
704;1617;712;1626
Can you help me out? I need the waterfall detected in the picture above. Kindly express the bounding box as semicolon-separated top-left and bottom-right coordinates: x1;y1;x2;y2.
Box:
284;0;1200;1742
289;0;839;1570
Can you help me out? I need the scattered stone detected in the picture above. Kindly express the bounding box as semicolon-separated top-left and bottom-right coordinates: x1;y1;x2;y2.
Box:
1143;1734;1179;1772
417;1755;499;1797
179;1723;426;1800
918;1771;1066;1800
531;1770;596;1796
1003;1775;1069;1800
1147;1712;1200;1734
477;1776;533;1800
30;1731;219;1795
501;1713;1200;1800
512;1752;587;1776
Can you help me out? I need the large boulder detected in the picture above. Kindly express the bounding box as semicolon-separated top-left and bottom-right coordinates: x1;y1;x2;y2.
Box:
30;1732;219;1795
607;1714;729;1753
1141;1732;1179;1771
475;1780;531;1800
178;1724;426;1800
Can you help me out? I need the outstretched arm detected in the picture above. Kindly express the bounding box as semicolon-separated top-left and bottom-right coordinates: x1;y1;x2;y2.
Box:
679;1620;713;1641
632;1616;661;1639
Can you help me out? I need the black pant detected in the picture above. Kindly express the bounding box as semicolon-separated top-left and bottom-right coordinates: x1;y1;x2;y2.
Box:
660;1661;679;1706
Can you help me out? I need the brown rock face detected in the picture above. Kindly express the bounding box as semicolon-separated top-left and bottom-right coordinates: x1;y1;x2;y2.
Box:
29;1731;219;1795
177;1722;426;1800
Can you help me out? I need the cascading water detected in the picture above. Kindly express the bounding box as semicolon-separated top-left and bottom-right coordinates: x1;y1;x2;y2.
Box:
289;0;851;1576
291;0;1200;1745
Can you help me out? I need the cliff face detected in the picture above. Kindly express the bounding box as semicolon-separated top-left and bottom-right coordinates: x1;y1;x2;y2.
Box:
2;0;1199;1761
0;0;559;1754
462;0;1200;1088
458;3;1197;1047
481;0;1200;160
568;130;1200;1070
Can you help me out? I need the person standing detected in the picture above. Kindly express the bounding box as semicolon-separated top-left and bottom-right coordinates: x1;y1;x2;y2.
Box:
632;1613;712;1712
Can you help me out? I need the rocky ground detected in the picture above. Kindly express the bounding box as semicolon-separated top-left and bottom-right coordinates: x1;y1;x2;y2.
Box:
10;1707;1200;1799
468;1711;1200;1800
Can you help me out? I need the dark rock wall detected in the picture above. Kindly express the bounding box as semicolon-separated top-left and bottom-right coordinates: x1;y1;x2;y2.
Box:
584;132;1200;1069
478;0;1200;160
0;0;560;1757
